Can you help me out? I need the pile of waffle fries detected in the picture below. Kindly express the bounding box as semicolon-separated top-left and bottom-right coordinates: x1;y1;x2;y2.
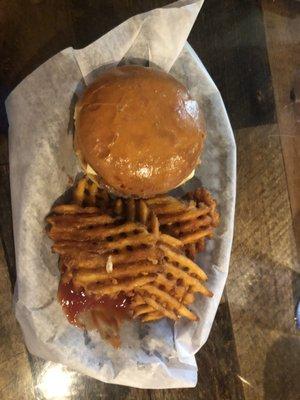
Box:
46;177;219;345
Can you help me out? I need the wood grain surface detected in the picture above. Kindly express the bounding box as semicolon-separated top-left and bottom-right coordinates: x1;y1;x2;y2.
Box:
229;124;300;400
0;0;299;399
0;241;34;400
262;0;300;257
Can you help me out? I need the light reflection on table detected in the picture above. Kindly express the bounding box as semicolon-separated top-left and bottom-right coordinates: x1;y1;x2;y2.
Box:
35;362;76;399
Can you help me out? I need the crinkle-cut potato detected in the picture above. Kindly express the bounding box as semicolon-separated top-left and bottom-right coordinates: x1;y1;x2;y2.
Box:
45;176;219;345
145;188;219;259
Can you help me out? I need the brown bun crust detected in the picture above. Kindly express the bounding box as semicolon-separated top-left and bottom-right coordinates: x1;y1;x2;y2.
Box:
75;65;205;198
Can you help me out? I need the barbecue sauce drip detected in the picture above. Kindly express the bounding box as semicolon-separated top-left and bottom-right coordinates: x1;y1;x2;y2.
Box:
58;281;130;328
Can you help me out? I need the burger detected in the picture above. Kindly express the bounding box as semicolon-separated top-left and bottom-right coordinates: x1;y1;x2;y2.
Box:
74;65;205;198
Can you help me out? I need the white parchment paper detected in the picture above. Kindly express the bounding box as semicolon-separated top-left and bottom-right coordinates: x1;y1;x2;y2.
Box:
6;0;236;389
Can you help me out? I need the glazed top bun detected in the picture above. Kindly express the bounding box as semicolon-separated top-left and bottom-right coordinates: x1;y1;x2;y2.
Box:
74;65;205;198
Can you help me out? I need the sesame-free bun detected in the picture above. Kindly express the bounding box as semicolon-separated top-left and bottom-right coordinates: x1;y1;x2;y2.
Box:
74;65;205;198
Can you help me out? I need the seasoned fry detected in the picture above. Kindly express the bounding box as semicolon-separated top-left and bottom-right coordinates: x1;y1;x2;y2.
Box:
138;285;197;321
145;188;219;259
185;243;197;259
148;211;160;238
163;262;212;297
53;232;156;254
113;197;159;237
133;304;156;318
131;237;212;322
74;262;162;286
183;292;195;305
141;312;164;323
95;232;156;253
87;275;156;296
46;176;217;331
158;207;210;225
180;228;213;245
149;201;187;215
138;199;149;224
73;177;109;207
113;198;123;216
126;198;136;221
159;234;183;248
141;296;178;320
159;244;208;281
168;215;212;235
63;247;163;270
145;195;177;206
73;177;93;205
130;293;165;322
131;293;145;307
48;222;146;242
46;213;118;229
52;240;105;254
51;204;100;215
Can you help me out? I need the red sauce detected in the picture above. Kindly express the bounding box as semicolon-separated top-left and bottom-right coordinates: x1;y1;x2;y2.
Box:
58;281;130;328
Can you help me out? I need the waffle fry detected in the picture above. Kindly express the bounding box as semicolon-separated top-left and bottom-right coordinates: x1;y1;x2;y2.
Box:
87;275;157;296
47;180;162;299
62;247;162;270
47;212;117;228
112;197;159;238
130;242;213;322
74;262;161;288
131;293;180;322
73;176;110;209
51;204;101;215
71;178;211;323
74;177;212;321
48;221;146;242
145;189;219;259
48;220;161;295
46;176;216;343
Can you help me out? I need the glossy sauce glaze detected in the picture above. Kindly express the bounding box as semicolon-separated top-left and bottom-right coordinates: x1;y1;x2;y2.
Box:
58;281;130;328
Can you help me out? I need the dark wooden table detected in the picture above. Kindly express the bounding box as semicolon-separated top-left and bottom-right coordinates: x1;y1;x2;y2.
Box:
1;1;300;399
